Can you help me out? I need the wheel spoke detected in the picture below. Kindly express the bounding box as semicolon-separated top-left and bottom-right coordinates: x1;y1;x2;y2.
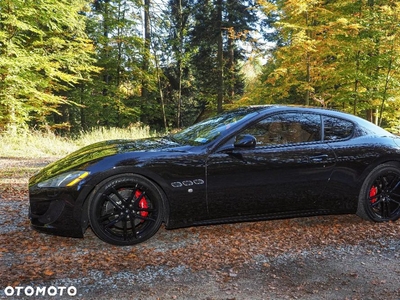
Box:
368;192;383;202
104;194;122;210
125;188;137;203
387;197;400;218
99;212;116;222
127;211;138;238
104;215;124;229
134;214;156;222
111;188;128;204
390;206;400;217
387;175;400;191
371;198;383;208
131;222;138;238
388;196;400;206
381;202;389;219
388;192;400;200
381;176;388;188
123;219;128;240
135;207;156;213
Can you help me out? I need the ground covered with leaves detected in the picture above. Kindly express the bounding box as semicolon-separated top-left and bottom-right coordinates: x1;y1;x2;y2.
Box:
1;158;399;299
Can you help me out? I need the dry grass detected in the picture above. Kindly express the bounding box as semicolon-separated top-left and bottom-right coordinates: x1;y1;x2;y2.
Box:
0;125;154;159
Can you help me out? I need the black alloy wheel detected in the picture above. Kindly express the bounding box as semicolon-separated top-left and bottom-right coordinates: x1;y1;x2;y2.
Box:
88;174;164;245
357;163;400;222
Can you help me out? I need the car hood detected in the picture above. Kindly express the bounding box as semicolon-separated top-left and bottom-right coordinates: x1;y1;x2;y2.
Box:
30;137;184;185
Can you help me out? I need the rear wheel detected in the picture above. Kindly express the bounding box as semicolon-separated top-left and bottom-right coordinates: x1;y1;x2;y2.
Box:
88;174;164;245
357;163;400;222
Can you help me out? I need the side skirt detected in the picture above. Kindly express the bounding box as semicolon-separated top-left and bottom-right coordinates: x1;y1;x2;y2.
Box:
166;209;352;229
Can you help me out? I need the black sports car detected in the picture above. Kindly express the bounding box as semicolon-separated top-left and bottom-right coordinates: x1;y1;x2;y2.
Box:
29;105;400;245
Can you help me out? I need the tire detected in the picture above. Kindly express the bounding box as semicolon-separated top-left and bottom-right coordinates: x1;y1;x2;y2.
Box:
357;163;400;222
88;174;164;246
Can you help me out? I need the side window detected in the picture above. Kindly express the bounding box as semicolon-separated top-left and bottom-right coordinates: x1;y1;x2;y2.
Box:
241;113;321;147
323;116;354;141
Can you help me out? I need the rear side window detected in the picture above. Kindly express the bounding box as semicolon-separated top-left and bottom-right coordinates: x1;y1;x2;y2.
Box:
323;116;354;141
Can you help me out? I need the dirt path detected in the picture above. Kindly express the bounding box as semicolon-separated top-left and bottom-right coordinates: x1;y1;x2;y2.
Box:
1;158;399;299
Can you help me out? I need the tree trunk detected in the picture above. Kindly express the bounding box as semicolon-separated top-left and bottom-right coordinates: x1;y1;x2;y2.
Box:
216;0;224;113
176;0;183;127
227;36;235;101
142;0;151;99
353;50;360;115
305;54;310;106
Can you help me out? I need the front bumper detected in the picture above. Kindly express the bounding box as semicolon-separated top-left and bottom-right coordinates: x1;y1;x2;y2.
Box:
29;188;86;238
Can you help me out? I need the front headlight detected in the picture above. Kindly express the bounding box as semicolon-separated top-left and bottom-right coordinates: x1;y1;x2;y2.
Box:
37;171;90;188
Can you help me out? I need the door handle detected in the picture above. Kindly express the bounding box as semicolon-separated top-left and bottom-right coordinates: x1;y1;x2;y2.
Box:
310;154;329;162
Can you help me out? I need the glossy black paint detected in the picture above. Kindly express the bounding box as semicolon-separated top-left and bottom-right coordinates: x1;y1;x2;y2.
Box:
29;105;400;239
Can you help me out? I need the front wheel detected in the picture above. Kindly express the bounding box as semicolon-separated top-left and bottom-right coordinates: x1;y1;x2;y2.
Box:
357;163;400;222
88;174;164;245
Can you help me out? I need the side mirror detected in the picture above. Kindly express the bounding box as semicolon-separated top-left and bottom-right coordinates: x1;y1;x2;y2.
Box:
234;134;257;148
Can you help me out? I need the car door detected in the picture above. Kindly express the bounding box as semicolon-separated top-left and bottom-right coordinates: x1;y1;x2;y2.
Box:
206;112;337;220
317;115;361;212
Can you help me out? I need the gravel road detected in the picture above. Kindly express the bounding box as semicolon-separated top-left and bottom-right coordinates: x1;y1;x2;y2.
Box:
1;158;399;299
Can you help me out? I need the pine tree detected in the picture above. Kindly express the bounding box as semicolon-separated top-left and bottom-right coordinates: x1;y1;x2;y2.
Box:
190;0;259;114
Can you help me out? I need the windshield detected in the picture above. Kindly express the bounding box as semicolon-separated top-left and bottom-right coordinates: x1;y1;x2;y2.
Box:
171;107;263;145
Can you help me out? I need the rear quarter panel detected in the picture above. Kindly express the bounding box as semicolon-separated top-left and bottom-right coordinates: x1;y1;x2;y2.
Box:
323;136;400;212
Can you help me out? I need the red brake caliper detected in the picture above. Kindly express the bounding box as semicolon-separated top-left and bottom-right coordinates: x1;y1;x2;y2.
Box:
370;186;378;204
135;190;149;221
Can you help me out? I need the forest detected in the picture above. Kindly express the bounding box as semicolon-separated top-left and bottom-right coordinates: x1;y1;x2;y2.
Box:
1;0;400;135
